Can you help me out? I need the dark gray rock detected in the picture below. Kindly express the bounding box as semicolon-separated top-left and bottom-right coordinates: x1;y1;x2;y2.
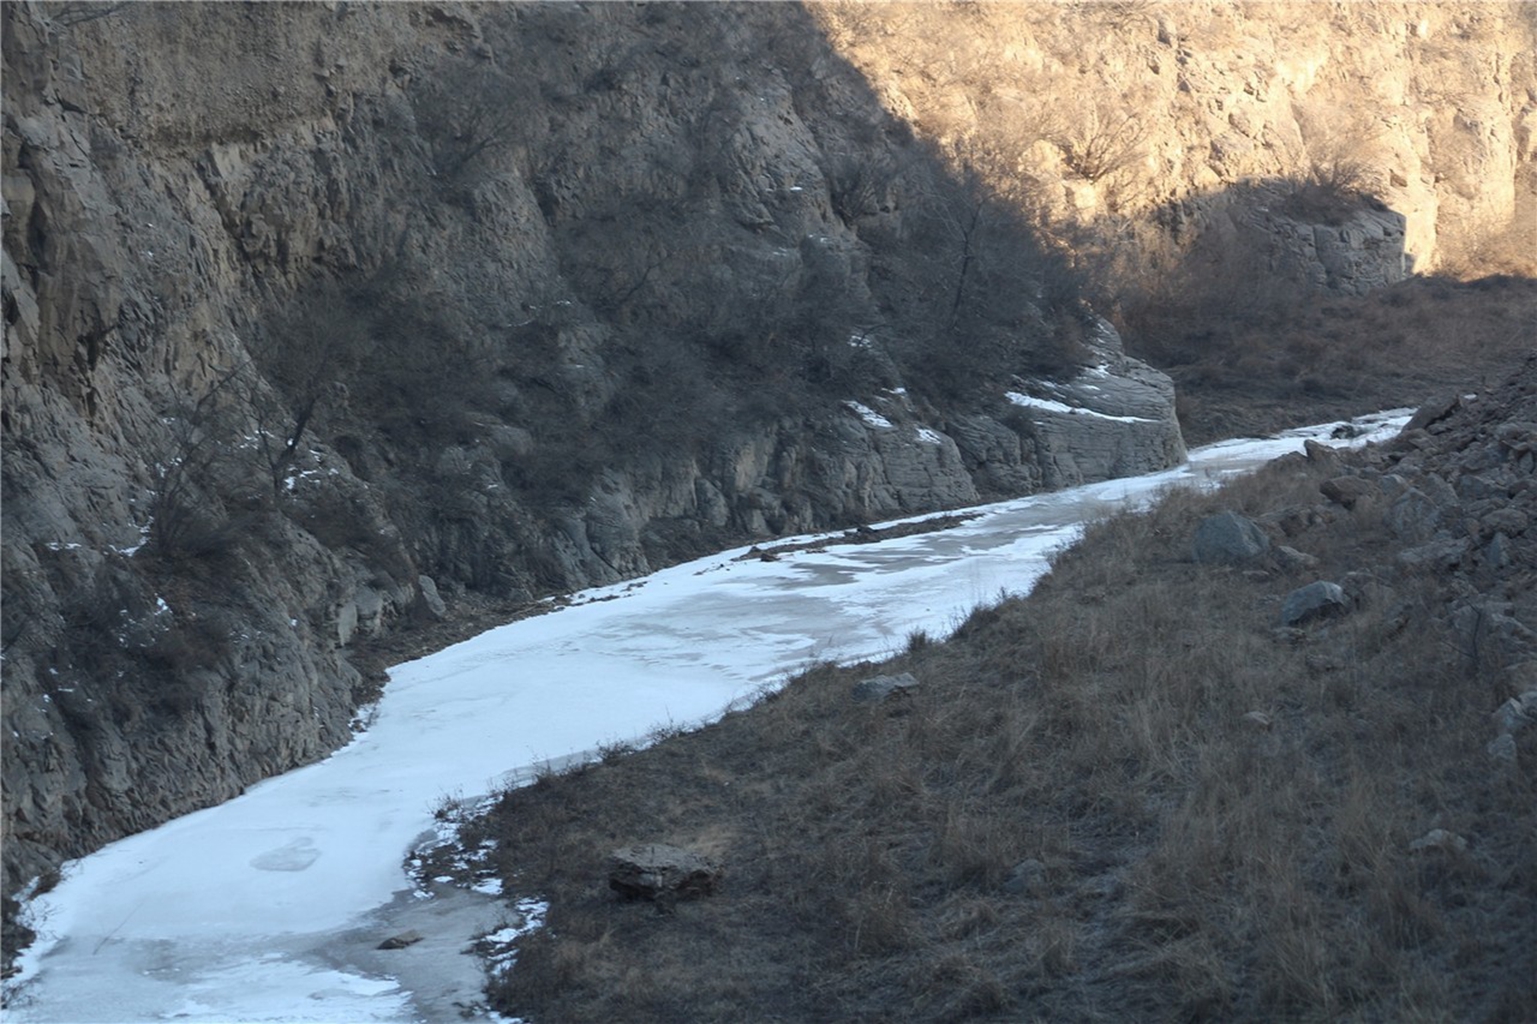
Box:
1486;531;1514;569
1275;545;1319;571
851;672;920;703
1192;511;1271;564
1385;487;1443;542
608;844;722;901
1302;439;1341;467
377;930;424;950
1319;475;1377;510
1280;581;1349;626
1482;507;1529;536
1395;538;1468;571
1492;691;1537;734
417;575;447;619
1405;393;1461;433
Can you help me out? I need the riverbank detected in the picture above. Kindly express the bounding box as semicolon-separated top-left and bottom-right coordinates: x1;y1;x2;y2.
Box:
474;357;1536;1022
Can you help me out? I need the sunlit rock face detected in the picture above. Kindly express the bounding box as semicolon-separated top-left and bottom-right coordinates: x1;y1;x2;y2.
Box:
812;1;1535;278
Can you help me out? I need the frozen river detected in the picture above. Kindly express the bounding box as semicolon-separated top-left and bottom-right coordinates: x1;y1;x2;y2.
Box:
4;411;1409;1022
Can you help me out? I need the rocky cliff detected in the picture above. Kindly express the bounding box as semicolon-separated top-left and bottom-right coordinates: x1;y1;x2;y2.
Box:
814;1;1536;283
1;0;1187;908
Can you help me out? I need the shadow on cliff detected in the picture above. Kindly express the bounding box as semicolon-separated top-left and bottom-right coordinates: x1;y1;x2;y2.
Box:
0;0;1127;933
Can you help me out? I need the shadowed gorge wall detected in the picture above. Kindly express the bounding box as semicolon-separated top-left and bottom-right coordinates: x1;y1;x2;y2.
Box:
2;0;1184;906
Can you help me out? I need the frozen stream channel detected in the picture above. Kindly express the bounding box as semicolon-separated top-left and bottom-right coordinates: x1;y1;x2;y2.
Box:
5;412;1409;1023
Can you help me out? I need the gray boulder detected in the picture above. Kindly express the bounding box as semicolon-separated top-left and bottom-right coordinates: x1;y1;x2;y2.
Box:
851;672;920;703
608;844;722;901
1405;393;1461;432
416;575;447;619
1275;545;1320;571
1192;511;1271;564
1385;487;1442;542
1280;581;1350;626
1319;475;1377;510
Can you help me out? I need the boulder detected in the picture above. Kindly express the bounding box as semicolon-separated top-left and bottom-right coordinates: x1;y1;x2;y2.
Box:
1486;733;1518;764
1385;487;1443;542
1408;829;1468;855
377;930;424;950
1274;545;1319;571
1280;581;1349;626
851;672;920;703
608;844;722;901
416;575;447;619
1302;439;1340;467
1395;538;1468;571
1192;511;1271;564
1492;690;1537;734
1319;475;1377;510
1481;507;1529;537
1405;393;1461;433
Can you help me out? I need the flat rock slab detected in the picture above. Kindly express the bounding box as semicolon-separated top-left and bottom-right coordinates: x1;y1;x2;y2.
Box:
608;843;722;901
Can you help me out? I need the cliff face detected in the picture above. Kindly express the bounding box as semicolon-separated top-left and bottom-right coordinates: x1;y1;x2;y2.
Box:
1;1;1186;900
814;1;1536;281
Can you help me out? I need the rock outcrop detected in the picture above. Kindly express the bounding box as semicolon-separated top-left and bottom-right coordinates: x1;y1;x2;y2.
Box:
607;844;722;902
1316;356;1537;695
814;1;1536;278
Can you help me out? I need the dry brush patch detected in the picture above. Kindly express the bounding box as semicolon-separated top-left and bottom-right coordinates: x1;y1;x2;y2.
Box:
1113;273;1537;445
477;453;1534;1022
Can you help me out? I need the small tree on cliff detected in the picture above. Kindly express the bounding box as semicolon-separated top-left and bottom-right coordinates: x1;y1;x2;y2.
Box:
246;287;369;501
413;61;524;185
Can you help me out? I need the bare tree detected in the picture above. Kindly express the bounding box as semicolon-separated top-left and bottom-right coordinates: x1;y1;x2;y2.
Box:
413;61;524;184
246;287;370;500
144;367;247;562
1060;102;1149;183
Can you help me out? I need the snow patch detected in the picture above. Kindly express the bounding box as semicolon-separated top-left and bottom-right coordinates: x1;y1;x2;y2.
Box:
844;401;893;429
477;897;550;980
1005;392;1155;424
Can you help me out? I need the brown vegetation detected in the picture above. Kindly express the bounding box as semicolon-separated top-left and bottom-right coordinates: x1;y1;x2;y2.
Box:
471;416;1535;1023
1112;272;1537;446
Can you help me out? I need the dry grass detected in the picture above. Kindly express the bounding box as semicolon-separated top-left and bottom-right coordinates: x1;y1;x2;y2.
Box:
1117;273;1537;445
475;446;1536;1022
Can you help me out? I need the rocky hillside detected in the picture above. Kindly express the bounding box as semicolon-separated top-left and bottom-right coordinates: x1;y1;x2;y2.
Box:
2;1;1185;909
